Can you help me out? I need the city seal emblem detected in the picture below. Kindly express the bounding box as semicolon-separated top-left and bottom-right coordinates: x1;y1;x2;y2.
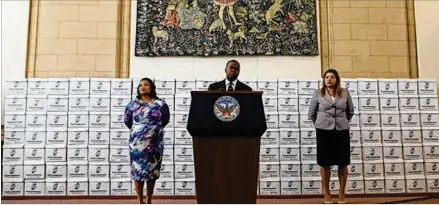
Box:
214;96;240;122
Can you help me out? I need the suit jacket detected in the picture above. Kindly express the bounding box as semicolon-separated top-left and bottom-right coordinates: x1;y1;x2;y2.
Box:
308;88;354;131
207;79;253;91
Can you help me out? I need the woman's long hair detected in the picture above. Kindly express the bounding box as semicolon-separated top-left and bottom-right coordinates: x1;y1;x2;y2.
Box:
320;69;343;97
136;78;158;100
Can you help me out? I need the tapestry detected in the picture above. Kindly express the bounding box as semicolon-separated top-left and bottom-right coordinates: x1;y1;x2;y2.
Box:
134;0;319;56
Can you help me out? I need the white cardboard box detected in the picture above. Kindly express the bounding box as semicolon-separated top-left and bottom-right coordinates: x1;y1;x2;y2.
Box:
88;145;110;163
382;128;402;144
109;129;130;146
300;145;317;162
403;144;424;160
398;79;418;95
45;147;67;162
384;160;405;177
400;111;421;127
300;128;316;145
163;145;174;162
362;145;384;161
47;95;68;112
257;80;278;96
110;163;131;180
89;112;110;130
161;95;174;112
385;177;406;193
422;128;439;144
364;161;384;178
378;79;398;95
2;148;24;165
110;113;125;129
110;180;132;195
154;179;175;196
406;176;427;193
174;179;195;196
110;96;131;113
174;145;194;162
111;79;132;96
404;159;425;176
359;95;380;112
24;131;46;147
401;127;422;144
259;179;281;195
381;112;401;128
46;131;67;146
68;112;89;129
351;96;359;112
174;162;195;180
279;145;300;162
174;128;192;145
27;78;48;95
5;95;27;112
3;182;24;196
423;144;439;160
26;95;47;113
280;178;301;195
342;78;358;96
89;162;110;179
67;145;88;162
349;113;360;127
280;161;301;179
301;162;320;178
424;160;439;177
4;129;25;147
278;112;299;128
47;112;68;131
419;95;438;111
90;78;111;95
360;112;381;128
299;114;314;128
329;180;340;195
279;129;300;145
278;79;298;96
195;78;216;91
25;112;47;131
67;164;88;179
89;130;110;145
68;129;88;146
69;78;90;95
380;95;399;112
361;127;382;145
260;145;280;162
67;180;89;195
175;80;196;95
2;165;24;182
364;177;385;194
420;111;439;127
174;112;189;128
346;179;365;194
301;177;322;195
350;145;363;161
278;95;299;112
5;79;27;95
110;145;130;163
358;78;378;95
350;127;361;145
240;79;257;91
24;148;45;163
383;145;403;161
47;78;69;95
46;162;67;180
89;180;110;195
261;129;279;146
159;162;174;179
25;180;45;196
45;181;67;195
418;79;438;95
348;161;364;179
265;112;279;128
399;95;420;111
174;95;191;111
260;162;280;179
155;79;176;95
69;95;90;112
262;96;278;112
298;95;313;113
90;96;111;113
298;79;319;95
163;128;174;145
426;176;439;192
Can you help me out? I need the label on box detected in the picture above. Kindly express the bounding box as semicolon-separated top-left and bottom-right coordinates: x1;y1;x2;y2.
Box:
265;112;279;128
159;163;174;179
427;178;439;193
347;180;364;194
90;79;111;95
421;112;439;127
25;131;46;147
400;112;421;127
406;178;426;193
419;96;438;111
3;165;24;181
174;112;189;128
68;130;88;145
67;181;88;195
26;113;47;130
5;96;26;112
280;162;301;178
70;79;90;95
260;163;280;179
262;96;278;112
358;79;378;95
45;148;67;162
175;163;195;179
385;162;405;177
89;113;110;129
262;129;279;145
67;148;88;162
280;180;301;195
349;114;360;127
298;95;312;113
398;80;418;95
301;146;317;161
110;130;129;146
154;180;175;195
279;129;300;145
68;164;88;179
350;146;363;161
348;162;363;179
25;181;45;195
110;113;125;129
88;147;110;162
383;145;403;160
386;178;406;193
3;148;24;164
380;96;399;112
364;162;384;178
89;164;110;178
260;146;280;162
89;181;110;195
401;128;422;144
278;96;298;112
110;163;130;179
155;79;176;95
89;130;110;145
174;146;194;162
342;79;358;96
361;128;382;144
424;144;439;160
364;178;385;193
110;146;130;162
298;80;318;95
162;128;174;145
379;80;398;95
278;112;298;128
350;128;361;145
381;112;401;128
47;96;68;112
403;145;423;160
6;80;27;95
110;97;130;113
359;95;380;111
260;180;281;195
300;129;316;145
175;80;195;95
4;130;25;146
418;79;437;95
195;79;215;91
423;128;439;144
163;146;174;162
46;131;67;146
302;179;322;195
3;182;24;196
174;96;191;111
258;81;278;96
28;79;48;95
405;160;425;176
24;148;45;162
302;163;320;178
279;146;300;161
111;80;132;95
89;96;110;112
425;161;439;176
69;96;90;111
278;80;298;95
399;95;419;111
174;180;195;195
382;128;402;144
360;112;381;127
363;146;383;161
46;182;66;195
46;164;67;179
48;79;69;95
111;181;131;195
174;128;192;145
46;112;68;131
68;112;89;129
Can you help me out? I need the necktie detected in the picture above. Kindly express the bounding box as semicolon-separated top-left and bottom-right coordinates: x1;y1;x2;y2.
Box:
228;82;234;91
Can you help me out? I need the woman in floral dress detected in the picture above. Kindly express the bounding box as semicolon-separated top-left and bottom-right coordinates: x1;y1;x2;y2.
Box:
124;78;170;204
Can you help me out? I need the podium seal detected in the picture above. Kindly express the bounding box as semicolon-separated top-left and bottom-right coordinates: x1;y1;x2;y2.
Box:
214;96;240;122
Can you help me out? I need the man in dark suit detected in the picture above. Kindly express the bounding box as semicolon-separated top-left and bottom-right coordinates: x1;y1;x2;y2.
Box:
207;60;253;91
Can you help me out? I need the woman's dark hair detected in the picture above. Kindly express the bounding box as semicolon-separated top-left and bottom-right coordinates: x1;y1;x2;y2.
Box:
320;69;343;97
136;78;158;100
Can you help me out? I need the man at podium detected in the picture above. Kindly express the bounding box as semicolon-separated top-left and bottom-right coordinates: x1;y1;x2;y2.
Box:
207;59;252;91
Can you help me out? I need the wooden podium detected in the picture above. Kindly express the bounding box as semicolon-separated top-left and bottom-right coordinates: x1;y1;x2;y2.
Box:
186;91;267;204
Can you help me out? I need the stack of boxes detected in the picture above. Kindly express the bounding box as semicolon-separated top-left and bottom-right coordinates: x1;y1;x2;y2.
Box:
2;77;439;196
